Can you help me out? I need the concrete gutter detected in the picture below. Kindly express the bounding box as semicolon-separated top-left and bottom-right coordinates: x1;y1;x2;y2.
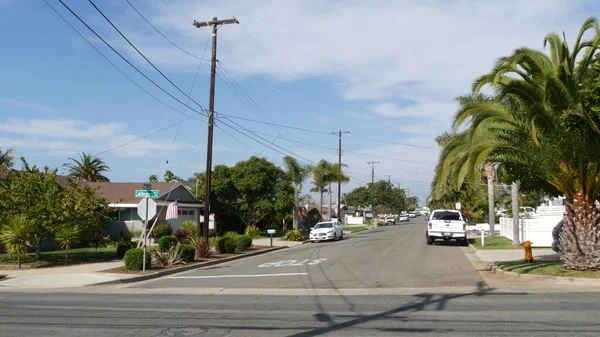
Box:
93;246;287;286
469;243;600;286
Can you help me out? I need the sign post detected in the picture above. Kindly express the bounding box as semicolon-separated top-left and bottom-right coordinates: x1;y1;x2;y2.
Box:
267;229;276;247
136;186;157;272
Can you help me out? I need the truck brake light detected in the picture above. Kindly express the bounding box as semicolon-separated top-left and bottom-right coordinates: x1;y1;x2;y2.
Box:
428;222;432;229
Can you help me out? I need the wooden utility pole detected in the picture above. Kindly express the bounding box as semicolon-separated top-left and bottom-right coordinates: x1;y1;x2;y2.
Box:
193;17;238;238
366;161;379;185
333;130;350;222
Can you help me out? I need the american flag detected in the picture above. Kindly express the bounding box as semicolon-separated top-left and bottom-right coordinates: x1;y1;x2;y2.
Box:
165;201;178;220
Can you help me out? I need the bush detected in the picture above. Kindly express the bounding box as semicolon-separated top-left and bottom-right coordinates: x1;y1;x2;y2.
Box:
223;231;239;239
190;236;213;258
285;230;304;242
158;235;177;251
180;221;199;237
180;244;196;262
117;240;135;259
173;228;192;244
152;223;173;238
235;235;253;251
124;248;151;270
215;237;237;254
244;225;261;238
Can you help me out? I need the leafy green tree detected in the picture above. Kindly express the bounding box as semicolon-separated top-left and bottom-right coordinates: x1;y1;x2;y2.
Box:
283;156;312;230
63;152;110;182
148;175;158;183
344;181;407;216
54;224;81;265
0;214;34;269
0;148;14;171
164;170;182;182
344;186;369;207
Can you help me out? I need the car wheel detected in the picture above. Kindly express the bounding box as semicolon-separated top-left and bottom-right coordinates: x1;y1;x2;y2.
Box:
333;233;337;241
461;239;469;247
426;234;434;245
340;232;344;240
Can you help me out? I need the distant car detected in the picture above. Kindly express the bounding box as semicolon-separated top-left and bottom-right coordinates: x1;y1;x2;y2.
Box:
385;216;396;225
399;214;409;222
408;212;417;218
426;209;468;246
309;221;343;242
552;219;564;253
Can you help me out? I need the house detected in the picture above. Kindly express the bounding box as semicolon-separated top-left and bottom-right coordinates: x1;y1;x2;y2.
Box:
97;181;205;238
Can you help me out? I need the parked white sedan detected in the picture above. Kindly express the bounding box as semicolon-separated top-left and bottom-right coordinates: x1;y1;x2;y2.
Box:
309;221;344;242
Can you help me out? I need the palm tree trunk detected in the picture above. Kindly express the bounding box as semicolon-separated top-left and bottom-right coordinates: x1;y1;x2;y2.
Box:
319;189;323;220
561;194;600;271
485;163;496;236
511;182;520;245
328;183;332;220
293;187;299;230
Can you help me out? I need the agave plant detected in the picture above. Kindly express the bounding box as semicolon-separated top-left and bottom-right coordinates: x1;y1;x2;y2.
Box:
152;244;184;266
0;215;34;269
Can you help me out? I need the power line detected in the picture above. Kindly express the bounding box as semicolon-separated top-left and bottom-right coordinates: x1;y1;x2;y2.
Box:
86;0;209;113
55;0;208;119
125;0;210;62
345;135;438;150
366;161;380;184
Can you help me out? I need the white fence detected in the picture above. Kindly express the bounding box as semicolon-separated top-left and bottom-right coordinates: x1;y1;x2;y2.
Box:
345;215;364;225
499;208;563;247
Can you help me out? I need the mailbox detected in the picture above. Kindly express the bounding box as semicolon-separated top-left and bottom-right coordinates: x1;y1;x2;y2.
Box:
267;229;276;235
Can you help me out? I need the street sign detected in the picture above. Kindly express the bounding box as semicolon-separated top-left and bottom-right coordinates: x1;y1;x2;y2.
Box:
455;202;462;210
135;190;160;198
137;198;157;220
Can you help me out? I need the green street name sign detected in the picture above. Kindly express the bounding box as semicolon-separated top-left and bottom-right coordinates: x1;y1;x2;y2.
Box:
135;190;160;198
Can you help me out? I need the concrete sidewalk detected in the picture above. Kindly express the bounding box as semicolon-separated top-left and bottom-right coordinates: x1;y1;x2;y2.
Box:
474;248;559;263
252;237;304;247
0;261;134;289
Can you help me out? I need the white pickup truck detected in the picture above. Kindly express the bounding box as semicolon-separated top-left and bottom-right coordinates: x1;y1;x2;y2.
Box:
426;209;468;246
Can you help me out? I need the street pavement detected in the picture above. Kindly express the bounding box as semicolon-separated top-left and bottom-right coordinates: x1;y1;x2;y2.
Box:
139;220;482;290
2;218;600;336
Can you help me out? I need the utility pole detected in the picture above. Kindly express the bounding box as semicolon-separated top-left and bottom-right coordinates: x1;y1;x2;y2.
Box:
193;17;238;238
384;175;391;183
332;130;350;222
366;161;379;185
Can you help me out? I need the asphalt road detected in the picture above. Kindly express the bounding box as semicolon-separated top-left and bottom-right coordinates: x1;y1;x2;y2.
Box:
140;220;482;289
1;291;600;336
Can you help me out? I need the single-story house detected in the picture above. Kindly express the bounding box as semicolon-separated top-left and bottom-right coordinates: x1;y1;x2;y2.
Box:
97;181;206;238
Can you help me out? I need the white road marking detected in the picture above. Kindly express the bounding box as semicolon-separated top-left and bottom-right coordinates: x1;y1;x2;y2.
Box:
258;258;327;268
166;272;308;279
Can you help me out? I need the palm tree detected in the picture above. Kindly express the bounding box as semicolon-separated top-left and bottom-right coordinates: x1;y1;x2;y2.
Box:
283;156;312;230
0;215;34;269
0;148;14;171
55;224;81;265
326;162;350;220
64;153;110;182
457;17;600;270
311;160;330;219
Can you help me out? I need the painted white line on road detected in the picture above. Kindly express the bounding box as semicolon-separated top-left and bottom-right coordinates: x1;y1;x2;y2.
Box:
166;272;308;280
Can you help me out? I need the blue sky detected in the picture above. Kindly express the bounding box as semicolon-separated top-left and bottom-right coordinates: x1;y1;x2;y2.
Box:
0;0;596;204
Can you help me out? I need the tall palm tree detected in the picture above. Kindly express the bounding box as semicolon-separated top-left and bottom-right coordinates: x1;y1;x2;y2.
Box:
459;17;600;270
0;147;14;171
311;160;330;219
326;162;350;220
283;156;312;230
63;152;110;182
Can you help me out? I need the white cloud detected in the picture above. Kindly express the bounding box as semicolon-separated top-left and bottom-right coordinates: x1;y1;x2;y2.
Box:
0;98;55;113
0;118;190;158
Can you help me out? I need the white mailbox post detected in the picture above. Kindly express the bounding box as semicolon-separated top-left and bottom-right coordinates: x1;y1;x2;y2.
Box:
267;229;276;247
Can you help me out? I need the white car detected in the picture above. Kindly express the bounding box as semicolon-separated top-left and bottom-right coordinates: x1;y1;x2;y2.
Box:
399;214;409;222
426;209;468;246
309;221;343;242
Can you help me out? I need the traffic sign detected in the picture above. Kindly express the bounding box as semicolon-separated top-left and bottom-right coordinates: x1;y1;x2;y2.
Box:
137;198;157;221
135;190;160;198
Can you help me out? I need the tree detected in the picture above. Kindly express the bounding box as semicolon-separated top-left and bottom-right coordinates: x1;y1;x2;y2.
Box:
325;163;350;219
164;170;182;182
344;181;407;216
148;175;158;183
283;156;312;230
64;152;110;182
310;160;330;218
344;186;369;207
0;214;34;269
0;148;14;171
54;224;81;265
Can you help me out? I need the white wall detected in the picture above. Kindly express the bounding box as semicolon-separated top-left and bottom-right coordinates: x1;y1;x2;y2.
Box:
345;215;364;225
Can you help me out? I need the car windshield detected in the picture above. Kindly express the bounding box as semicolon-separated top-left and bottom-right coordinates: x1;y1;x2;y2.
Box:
431;211;461;220
314;223;333;229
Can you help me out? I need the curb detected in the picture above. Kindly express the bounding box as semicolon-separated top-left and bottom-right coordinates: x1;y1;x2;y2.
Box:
93;246;287;286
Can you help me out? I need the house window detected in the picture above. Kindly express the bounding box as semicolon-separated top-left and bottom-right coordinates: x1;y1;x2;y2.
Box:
178;209;194;216
118;209;132;221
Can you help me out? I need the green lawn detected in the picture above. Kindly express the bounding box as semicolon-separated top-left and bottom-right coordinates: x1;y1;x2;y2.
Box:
497;260;600;278
342;225;367;232
470;236;521;250
0;246;118;268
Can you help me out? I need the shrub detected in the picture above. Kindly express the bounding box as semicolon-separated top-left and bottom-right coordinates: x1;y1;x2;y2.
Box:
190;236;213;258
215;237;236;254
152;245;183;266
285;230;304;242
117;240;135;259
152;223;173;238
180;244;196;262
124;248;151;270
235;235;253;251
180;220;199;237
158;235;177;251
244;225;261;238
173;228;192;244
223;231;239;240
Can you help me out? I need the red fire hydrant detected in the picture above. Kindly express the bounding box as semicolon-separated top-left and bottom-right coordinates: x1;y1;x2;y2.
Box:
523;240;534;263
